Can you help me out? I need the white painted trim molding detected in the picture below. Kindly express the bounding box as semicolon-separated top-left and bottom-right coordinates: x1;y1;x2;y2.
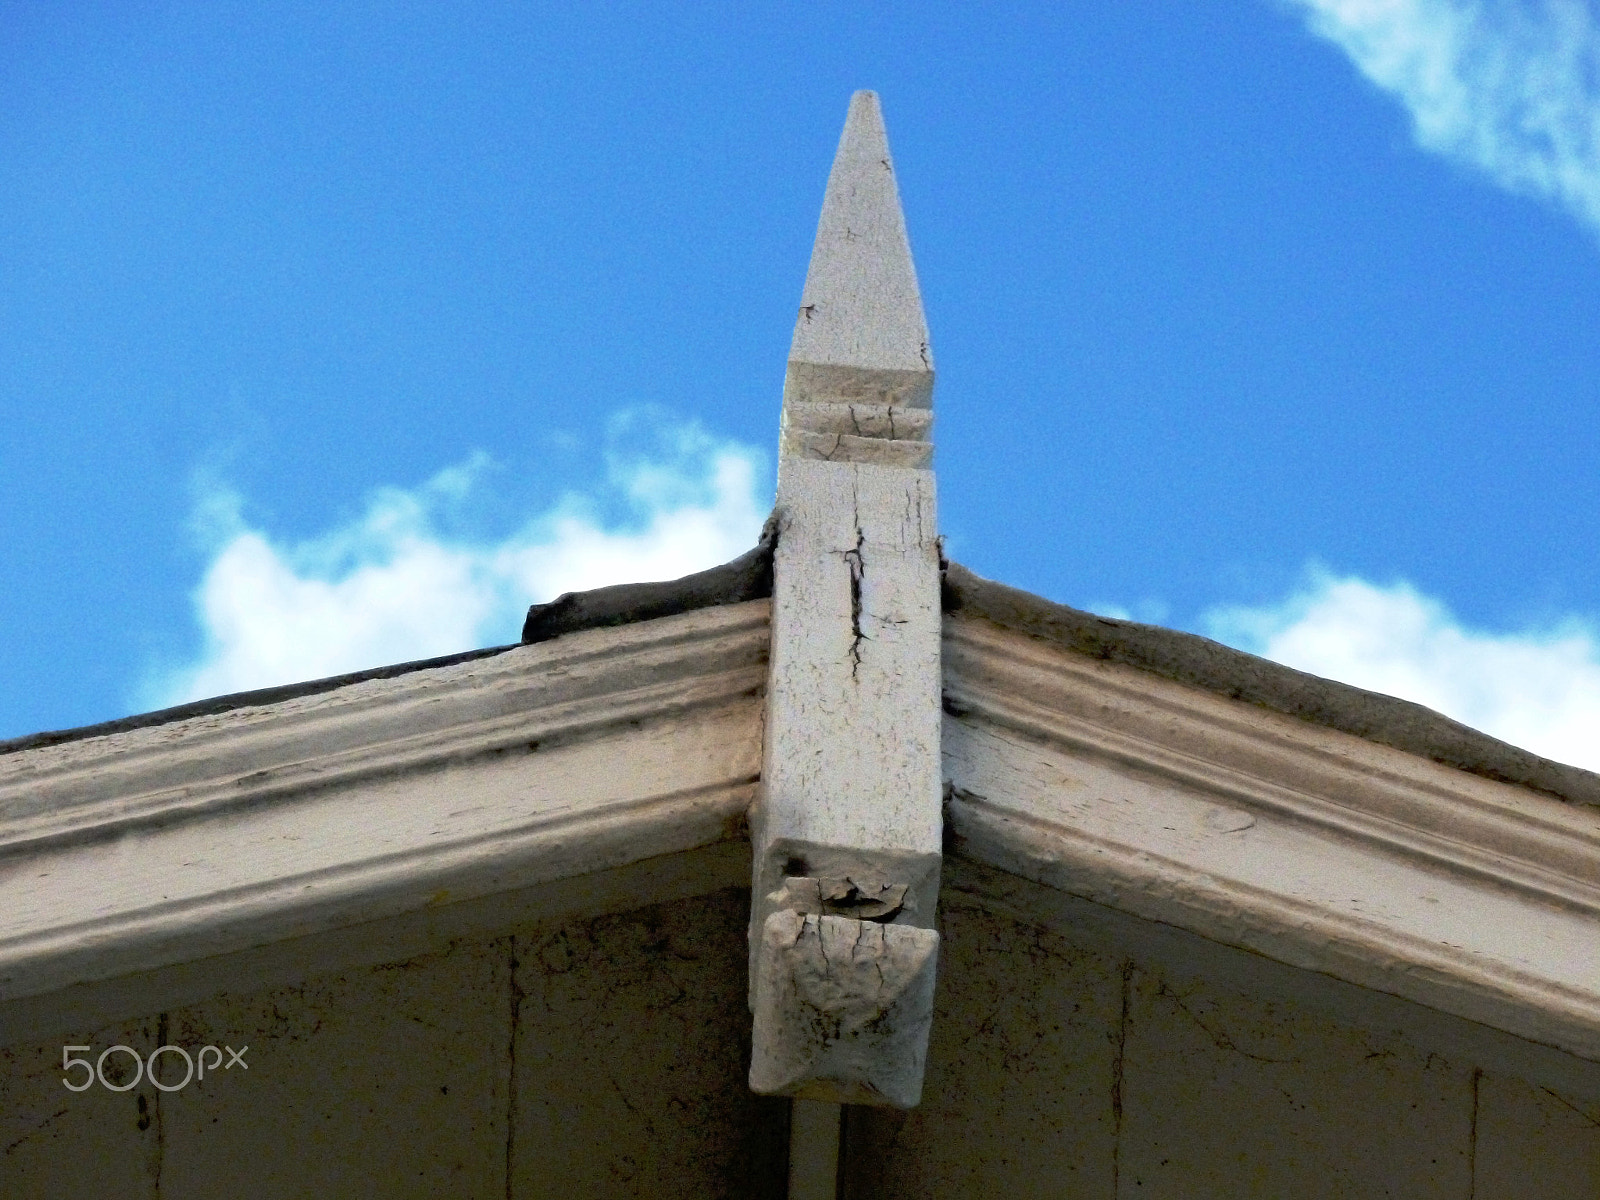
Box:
7;585;1597;1073
0;602;768;1009
943;610;1600;1062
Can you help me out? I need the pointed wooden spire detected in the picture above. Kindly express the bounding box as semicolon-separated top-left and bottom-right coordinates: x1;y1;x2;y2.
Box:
780;92;935;473
786;90;933;409
751;92;943;1112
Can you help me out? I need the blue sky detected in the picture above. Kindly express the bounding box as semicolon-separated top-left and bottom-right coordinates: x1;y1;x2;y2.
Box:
3;1;1599;767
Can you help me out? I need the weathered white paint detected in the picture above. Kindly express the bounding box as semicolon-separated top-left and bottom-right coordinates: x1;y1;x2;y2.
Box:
944;609;1600;1062
758;459;942;892
782;91;933;418
1475;1070;1600;1198
508;888;787;1196
0;601;767;1014
160;938;512;1197
8;862;1599;1198
750;91;944;1109
750;911;938;1106
4;81;1599;1199
0;1013;162;1195
947;855;1600;1109
0;841;751;1050
6;588;1596;1073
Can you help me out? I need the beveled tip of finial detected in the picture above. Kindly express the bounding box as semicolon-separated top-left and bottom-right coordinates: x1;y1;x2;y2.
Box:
786;90;933;412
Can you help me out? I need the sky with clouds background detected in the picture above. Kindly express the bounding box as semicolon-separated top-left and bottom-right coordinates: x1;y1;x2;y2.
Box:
3;1;1598;769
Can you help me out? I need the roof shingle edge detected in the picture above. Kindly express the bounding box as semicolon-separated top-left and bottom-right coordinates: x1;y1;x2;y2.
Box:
942;560;1600;809
0;532;776;759
10;534;1592;812
519;527;774;645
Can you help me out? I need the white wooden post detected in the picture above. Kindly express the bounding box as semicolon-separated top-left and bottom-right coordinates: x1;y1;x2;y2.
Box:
749;91;943;1111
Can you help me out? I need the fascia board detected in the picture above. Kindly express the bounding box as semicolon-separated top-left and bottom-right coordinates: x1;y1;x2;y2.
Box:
944;613;1600;1062
942;561;1599;808
0;602;768;1006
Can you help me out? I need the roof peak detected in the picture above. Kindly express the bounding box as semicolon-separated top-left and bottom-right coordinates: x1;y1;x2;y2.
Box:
785;90;933;411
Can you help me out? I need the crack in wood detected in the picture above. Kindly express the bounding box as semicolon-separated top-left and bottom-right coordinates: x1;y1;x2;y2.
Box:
1111;959;1133;1195
845;523;867;681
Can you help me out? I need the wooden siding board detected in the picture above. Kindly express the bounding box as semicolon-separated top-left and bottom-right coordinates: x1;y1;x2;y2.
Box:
1476;1071;1600;1199
509;886;788;1198
154;938;509;1198
0;1014;161;1199
1117;965;1472;1198
841;895;1120;1197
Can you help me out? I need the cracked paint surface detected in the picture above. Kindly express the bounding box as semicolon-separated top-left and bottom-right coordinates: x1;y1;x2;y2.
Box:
750;910;938;1107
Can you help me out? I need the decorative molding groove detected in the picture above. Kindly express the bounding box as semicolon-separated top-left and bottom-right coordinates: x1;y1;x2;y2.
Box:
942;612;1600;1062
784;400;933;441
0;602;769;1006
781;400;933;467
943;560;1600;809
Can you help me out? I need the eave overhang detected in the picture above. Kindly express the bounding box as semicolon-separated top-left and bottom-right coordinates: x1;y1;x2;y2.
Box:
0;600;769;1023
944;576;1600;1062
3;553;1597;1069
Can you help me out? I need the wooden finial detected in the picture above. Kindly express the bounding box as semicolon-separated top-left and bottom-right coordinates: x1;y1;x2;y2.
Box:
751;91;944;1111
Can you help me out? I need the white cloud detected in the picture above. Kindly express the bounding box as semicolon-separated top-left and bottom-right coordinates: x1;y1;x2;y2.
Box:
148;415;768;707
1286;0;1600;235
1206;568;1600;769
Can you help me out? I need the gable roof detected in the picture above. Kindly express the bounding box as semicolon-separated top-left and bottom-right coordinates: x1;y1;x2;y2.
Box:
6;541;1592;811
3;546;1599;1063
11;95;1600;1187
